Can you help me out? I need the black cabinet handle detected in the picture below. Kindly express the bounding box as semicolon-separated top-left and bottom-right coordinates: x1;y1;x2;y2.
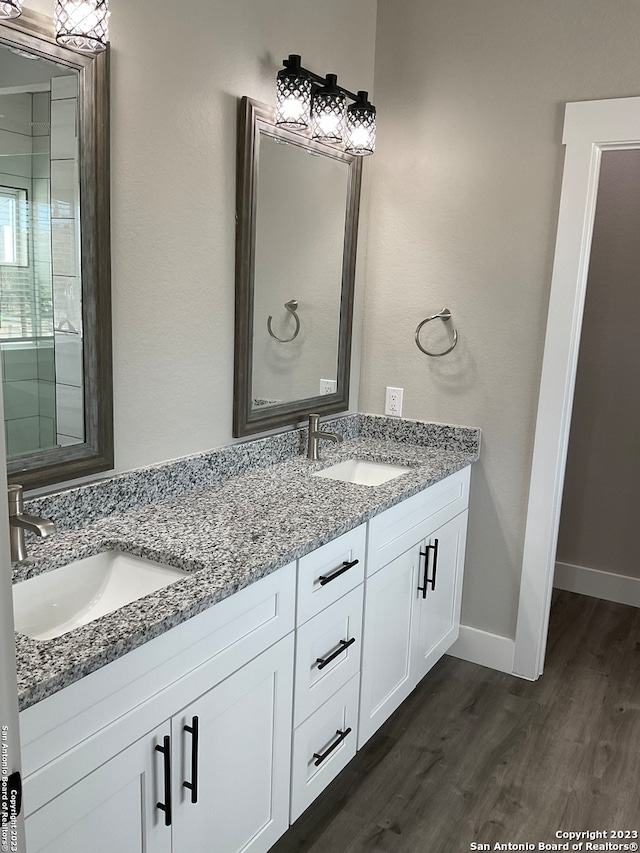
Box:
418;539;439;599
313;728;352;766
155;735;172;826
183;716;199;804
319;558;359;586
316;637;356;670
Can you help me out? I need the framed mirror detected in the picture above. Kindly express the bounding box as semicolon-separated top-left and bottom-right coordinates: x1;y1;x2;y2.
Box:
234;96;362;438
0;9;112;489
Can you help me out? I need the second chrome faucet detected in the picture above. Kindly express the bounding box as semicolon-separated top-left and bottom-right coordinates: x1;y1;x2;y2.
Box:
307;413;343;462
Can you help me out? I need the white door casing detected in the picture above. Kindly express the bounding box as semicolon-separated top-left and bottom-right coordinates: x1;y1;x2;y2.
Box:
514;96;640;679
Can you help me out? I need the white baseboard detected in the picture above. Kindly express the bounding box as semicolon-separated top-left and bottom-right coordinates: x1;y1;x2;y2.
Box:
447;625;516;675
554;561;640;608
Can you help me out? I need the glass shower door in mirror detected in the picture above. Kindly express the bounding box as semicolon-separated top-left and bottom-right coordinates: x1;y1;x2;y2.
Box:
0;47;83;461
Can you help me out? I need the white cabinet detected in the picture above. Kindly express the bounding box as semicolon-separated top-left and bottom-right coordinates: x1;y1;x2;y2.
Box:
358;547;418;747
412;511;468;684
25;723;172;853
25;636;293;853
359;468;470;748
171;636;293;853
20;466;473;849
22;565;297;853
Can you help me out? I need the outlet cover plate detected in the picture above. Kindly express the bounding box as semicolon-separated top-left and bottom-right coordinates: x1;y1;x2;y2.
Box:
385;387;403;417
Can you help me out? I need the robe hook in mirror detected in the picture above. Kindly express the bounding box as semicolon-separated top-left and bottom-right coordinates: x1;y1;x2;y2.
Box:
415;308;458;357
267;299;301;343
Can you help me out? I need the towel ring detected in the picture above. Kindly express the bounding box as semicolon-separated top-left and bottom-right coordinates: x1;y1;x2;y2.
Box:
267;299;300;343
415;308;458;357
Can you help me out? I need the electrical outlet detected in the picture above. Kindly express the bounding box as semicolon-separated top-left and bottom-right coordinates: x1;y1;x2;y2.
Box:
319;379;337;395
385;387;403;417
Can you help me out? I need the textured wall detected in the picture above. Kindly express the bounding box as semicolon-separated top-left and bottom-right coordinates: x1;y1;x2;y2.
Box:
26;0;376;472
364;0;640;639
556;150;640;579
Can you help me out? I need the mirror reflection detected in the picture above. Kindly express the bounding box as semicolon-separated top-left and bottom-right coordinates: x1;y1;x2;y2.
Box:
251;133;347;408
0;44;83;460
234;97;362;438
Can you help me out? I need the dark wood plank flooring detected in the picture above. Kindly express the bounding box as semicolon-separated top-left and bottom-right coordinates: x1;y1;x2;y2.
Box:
271;591;640;852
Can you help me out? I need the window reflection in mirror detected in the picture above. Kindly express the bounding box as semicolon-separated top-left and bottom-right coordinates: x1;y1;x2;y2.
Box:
0;44;84;460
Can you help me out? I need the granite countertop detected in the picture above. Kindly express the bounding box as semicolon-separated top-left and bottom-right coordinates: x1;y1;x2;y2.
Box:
14;417;480;711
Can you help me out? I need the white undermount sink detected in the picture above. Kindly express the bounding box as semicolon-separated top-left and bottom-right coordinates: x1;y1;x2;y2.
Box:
312;458;411;487
12;551;186;641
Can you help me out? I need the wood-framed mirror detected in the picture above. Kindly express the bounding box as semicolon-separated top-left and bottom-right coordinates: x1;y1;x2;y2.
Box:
233;96;362;438
0;8;112;489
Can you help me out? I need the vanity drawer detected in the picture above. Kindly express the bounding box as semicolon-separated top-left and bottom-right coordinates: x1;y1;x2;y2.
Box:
294;584;363;727
297;524;366;624
367;467;470;576
290;673;359;822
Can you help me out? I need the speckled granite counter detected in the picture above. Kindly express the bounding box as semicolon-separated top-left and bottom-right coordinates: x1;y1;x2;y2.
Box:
14;414;480;711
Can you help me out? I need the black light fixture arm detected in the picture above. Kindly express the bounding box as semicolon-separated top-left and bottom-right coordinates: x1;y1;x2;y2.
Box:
282;54;364;104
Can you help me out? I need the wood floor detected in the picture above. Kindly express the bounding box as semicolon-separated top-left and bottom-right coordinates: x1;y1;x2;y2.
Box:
271;591;640;852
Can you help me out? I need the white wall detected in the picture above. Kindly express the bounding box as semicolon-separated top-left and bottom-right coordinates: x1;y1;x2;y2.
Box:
364;0;640;640
27;0;376;471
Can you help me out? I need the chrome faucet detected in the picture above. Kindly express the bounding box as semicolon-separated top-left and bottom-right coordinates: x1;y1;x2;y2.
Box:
307;413;343;462
8;485;56;562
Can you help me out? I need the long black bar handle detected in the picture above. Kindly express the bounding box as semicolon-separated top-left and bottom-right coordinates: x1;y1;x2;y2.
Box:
316;637;356;670
418;540;439;599
429;538;439;591
183;716;199;804
312;727;352;766
155;735;172;826
319;558;359;586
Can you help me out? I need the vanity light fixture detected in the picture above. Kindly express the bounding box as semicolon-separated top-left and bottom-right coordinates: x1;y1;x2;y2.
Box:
275;54;376;156
54;0;110;53
0;0;22;20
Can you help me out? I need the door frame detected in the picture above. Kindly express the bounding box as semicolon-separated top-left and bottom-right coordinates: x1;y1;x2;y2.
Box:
513;96;640;680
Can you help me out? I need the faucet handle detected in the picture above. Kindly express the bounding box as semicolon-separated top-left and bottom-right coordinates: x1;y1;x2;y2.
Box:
8;484;24;517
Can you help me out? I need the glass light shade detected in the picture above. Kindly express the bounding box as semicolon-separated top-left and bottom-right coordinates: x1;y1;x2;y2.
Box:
0;0;22;19
55;0;110;53
345;92;376;156
311;75;346;144
276;67;312;131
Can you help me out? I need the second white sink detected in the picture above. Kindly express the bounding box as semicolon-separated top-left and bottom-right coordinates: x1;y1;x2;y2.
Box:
313;458;411;487
13;551;186;640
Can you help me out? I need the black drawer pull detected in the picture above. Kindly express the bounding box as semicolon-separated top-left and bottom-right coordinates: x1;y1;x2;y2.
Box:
316;637;356;670
183;716;199;804
418;539;439;599
155;735;172;826
319;558;359;586
313;727;352;766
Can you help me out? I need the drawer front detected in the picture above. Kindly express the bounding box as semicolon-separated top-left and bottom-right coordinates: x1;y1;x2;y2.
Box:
297;524;366;624
367;467;470;576
290;674;359;822
294;585;363;727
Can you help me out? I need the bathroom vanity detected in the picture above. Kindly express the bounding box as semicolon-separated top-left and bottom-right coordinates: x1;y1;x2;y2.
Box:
13;415;479;853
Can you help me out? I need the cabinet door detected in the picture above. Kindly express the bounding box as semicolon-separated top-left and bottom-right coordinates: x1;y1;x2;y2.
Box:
413;510;468;684
172;634;294;853
25;723;172;853
358;547;418;748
